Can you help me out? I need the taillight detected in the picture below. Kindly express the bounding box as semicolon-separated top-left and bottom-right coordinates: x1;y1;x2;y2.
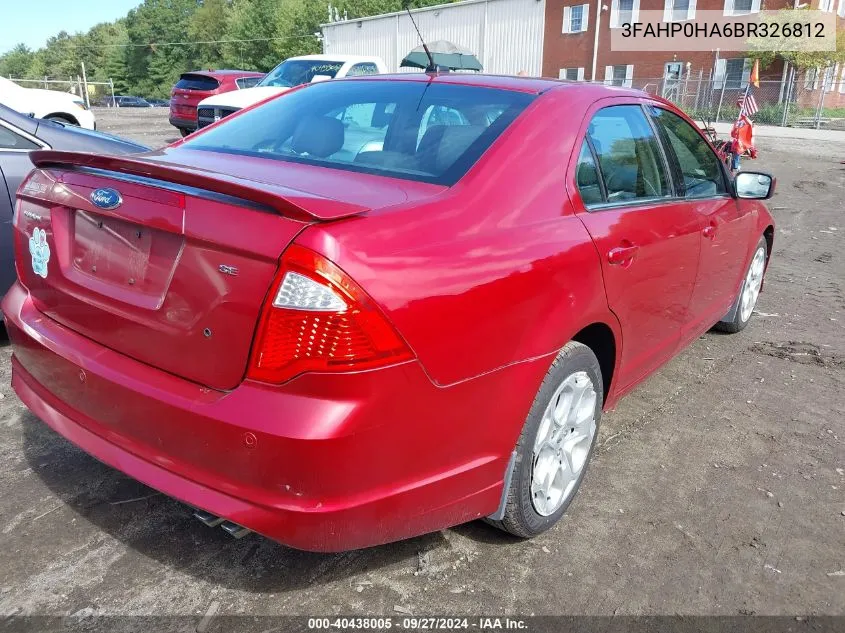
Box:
247;245;414;384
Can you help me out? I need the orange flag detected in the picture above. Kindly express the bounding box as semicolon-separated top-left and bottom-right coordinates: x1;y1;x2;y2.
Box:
750;59;760;88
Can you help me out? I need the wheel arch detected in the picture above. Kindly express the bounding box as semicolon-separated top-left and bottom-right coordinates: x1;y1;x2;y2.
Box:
44;112;79;126
763;224;774;256
571;322;617;407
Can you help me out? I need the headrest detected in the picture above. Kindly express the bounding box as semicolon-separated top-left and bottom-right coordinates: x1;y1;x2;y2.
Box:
417;125;485;174
291;115;344;158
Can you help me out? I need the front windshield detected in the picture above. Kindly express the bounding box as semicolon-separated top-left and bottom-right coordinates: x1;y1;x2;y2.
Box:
259;59;344;88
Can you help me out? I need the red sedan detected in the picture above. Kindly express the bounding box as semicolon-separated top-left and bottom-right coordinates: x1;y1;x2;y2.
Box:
3;74;775;551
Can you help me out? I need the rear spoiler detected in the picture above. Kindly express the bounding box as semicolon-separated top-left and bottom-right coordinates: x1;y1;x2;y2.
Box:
29;150;369;222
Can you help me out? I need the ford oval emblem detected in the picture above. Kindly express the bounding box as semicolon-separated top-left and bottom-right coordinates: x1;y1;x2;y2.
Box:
90;188;122;210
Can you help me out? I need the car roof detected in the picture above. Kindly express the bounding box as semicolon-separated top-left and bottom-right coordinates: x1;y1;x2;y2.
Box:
183;69;265;78
332;72;650;98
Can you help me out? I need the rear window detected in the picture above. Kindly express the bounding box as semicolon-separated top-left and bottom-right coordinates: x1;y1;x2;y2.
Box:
175;74;220;91
183;80;534;185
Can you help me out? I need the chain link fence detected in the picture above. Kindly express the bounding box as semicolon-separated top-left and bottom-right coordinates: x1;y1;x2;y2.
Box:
595;70;845;129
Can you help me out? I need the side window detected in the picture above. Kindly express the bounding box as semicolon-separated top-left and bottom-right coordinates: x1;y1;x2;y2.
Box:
0;125;40;151
575;141;603;206
649;107;727;198
236;77;262;89
347;63;379;77
587;105;670;203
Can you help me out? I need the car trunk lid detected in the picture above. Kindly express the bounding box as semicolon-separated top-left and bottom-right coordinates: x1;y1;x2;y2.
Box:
13;151;387;391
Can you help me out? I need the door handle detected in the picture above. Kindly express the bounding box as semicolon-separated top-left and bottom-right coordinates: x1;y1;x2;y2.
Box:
607;244;639;266
703;223;717;239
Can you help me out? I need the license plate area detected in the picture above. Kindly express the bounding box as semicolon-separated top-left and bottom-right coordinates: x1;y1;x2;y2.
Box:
67;209;183;310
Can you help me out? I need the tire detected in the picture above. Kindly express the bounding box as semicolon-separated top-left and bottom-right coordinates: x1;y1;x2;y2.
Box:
179;128;191;138
490;341;603;538
715;236;768;334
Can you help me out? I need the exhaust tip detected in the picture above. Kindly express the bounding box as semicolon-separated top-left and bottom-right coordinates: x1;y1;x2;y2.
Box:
193;509;224;527
220;521;251;539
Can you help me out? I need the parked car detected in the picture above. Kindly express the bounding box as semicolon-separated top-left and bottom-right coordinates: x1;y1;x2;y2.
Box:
195;55;386;130
112;95;154;108
0;77;95;130
0;104;147;301
2;75;775;552
169;70;264;137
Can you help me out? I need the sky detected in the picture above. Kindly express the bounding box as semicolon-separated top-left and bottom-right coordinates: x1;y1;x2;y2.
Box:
0;0;142;54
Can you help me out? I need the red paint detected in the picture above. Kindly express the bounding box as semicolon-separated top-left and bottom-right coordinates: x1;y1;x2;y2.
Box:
169;70;264;128
3;76;774;551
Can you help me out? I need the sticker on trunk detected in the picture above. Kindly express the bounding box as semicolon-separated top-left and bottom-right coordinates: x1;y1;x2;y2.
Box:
29;228;50;279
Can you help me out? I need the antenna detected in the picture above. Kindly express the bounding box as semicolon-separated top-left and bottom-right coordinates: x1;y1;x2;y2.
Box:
406;8;436;73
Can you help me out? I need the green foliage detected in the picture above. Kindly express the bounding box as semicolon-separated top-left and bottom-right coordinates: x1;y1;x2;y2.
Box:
0;0;457;97
747;8;845;70
0;44;36;77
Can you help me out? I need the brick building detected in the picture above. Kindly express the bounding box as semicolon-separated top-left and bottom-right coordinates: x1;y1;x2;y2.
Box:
542;0;845;110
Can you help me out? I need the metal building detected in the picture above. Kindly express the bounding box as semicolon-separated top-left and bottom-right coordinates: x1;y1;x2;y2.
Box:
321;0;546;76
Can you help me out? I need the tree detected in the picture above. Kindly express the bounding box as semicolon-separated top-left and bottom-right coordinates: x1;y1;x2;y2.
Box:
0;44;36;78
188;0;232;69
223;0;284;70
748;9;845;70
125;0;199;96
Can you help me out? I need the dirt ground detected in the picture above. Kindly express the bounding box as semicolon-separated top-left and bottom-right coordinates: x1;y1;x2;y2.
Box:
0;107;843;620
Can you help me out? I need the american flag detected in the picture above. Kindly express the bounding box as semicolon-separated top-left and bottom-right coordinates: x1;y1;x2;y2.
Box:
738;93;759;117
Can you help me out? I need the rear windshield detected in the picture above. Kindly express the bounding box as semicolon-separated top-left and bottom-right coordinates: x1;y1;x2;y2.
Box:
183;80;534;185
175;74;220;91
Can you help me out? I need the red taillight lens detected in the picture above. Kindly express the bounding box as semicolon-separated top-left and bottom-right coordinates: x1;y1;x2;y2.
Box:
247;245;414;384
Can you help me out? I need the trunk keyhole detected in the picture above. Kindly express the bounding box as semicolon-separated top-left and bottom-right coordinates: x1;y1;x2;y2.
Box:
203;328;212;338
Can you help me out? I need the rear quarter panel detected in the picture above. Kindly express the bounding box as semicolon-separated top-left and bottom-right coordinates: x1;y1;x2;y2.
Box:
298;88;621;387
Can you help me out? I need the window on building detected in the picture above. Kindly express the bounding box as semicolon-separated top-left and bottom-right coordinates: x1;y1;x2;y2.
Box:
714;58;750;89
610;0;639;27
562;4;589;32
605;64;633;87
559;67;585;81
724;0;759;15
805;67;819;90
664;0;696;21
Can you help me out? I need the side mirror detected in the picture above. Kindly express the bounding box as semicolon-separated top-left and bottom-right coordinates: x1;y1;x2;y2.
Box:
734;171;776;200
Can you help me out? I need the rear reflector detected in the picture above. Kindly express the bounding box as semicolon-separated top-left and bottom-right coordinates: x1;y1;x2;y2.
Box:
247;245;414;384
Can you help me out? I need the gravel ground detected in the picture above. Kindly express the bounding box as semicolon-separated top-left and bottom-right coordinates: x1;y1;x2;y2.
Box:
0;108;843;621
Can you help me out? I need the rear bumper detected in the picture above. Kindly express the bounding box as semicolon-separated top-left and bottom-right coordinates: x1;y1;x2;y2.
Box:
2;282;547;551
169;116;196;131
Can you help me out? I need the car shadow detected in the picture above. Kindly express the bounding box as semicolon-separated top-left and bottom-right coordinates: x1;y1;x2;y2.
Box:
20;411;518;593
